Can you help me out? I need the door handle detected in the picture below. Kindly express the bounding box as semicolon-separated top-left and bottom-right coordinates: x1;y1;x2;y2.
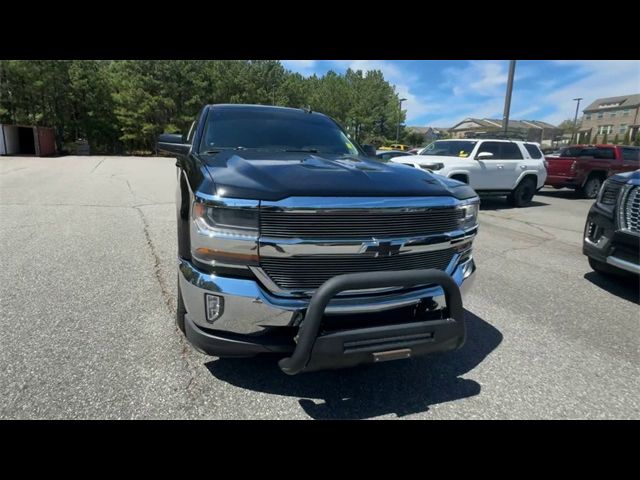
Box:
496;164;504;169
520;165;527;169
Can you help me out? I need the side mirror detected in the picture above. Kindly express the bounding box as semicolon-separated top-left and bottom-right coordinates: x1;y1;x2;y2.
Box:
157;133;190;155
361;144;377;157
476;151;494;160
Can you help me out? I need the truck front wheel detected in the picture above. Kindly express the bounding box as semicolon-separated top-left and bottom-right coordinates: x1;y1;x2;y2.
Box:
507;177;536;207
578;175;602;199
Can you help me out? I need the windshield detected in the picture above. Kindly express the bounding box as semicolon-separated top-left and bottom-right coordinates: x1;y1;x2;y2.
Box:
200;108;361;155
420;140;477;157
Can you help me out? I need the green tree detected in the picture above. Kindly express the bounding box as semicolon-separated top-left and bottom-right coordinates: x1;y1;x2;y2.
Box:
404;129;426;147
612;134;619;144
622;130;630;145
602;132;608;144
557;118;577;133
0;60;405;155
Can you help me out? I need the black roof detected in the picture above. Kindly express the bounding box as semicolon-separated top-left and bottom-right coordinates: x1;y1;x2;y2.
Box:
208;104;324;117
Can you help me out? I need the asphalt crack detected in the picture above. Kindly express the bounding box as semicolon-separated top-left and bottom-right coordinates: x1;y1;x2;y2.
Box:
133;205;201;397
134;206;174;315
90;159;105;174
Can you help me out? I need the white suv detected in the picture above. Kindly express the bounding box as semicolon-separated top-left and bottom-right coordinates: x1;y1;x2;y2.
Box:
391;138;547;207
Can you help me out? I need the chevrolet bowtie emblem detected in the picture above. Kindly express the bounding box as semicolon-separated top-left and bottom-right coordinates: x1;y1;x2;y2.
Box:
360;239;404;257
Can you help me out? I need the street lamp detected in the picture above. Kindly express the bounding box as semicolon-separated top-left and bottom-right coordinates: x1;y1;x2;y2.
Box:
571;97;583;144
396;98;407;143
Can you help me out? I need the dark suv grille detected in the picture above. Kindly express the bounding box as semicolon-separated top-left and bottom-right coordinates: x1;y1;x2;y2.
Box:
623;186;639;233
260;249;456;291
260;208;462;239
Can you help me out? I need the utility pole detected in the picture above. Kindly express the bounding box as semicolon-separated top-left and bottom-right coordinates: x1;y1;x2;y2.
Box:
502;60;516;135
571;97;583;144
396;97;407;143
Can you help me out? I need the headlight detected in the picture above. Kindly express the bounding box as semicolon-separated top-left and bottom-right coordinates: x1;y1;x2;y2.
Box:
191;201;259;267
192;202;258;239
420;163;444;171
458;201;479;230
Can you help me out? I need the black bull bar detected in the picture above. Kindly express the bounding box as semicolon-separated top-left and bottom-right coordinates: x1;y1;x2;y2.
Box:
278;269;465;375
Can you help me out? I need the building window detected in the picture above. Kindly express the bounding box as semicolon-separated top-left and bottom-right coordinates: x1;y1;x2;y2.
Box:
598;125;613;135
622;109;630;116
597;113;603;119
609;112;616;118
619;124;627;134
585;114;592;121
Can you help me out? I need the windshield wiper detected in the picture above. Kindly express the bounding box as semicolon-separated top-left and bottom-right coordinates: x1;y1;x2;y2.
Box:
203;146;247;154
284;148;319;153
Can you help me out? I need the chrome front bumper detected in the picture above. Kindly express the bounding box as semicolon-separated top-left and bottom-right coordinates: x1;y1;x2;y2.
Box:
178;257;476;335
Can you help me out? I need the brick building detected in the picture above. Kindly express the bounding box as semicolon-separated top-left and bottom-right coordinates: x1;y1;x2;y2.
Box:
579;94;640;144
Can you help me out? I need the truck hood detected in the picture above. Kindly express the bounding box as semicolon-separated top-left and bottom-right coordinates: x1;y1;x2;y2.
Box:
199;151;477;201
392;154;468;166
610;169;640;185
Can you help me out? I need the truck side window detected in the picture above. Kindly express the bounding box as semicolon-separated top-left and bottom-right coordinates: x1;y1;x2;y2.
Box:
622;147;640;162
478;141;502;159
594;148;615;160
500;142;523;160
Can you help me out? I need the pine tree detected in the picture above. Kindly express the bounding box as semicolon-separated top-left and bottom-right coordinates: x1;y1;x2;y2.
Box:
612;134;619;144
602;132;608;144
623;130;630;145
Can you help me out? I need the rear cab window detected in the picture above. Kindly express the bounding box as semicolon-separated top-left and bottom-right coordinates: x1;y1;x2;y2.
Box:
594;147;615;160
621;147;639;162
524;143;543;159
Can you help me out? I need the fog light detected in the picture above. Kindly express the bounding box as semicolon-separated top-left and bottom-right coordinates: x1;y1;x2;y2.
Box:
205;294;224;323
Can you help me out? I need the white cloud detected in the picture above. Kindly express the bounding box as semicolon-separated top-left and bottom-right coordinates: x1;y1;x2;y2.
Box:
443;61;509;98
537;60;640;125
281;60;317;76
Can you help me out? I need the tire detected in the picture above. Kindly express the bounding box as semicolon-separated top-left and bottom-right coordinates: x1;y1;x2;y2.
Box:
507;177;536;207
578;175;602;199
176;272;186;334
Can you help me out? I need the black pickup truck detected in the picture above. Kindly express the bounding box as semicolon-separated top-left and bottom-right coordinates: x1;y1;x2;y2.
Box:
158;104;479;374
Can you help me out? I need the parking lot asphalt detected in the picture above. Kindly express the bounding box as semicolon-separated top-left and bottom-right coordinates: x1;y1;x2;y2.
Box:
1;155;638;419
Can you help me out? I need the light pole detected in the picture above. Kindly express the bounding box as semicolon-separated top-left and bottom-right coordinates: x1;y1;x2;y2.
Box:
571;97;583;144
396;97;407;143
502;60;516;135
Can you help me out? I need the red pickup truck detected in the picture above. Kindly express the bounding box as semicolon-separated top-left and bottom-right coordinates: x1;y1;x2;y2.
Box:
545;144;640;198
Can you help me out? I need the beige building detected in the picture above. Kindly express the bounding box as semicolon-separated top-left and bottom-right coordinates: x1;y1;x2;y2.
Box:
579;94;640;144
449;118;560;146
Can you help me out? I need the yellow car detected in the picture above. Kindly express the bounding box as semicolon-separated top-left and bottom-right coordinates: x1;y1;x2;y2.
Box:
379;144;410;152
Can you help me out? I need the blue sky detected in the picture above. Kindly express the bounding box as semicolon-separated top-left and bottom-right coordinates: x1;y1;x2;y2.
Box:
281;60;640;128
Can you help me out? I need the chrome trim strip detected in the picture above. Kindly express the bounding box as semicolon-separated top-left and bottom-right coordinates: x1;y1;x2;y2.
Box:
193;193;259;208
260;196;477;211
606;256;640;275
258;229;476;258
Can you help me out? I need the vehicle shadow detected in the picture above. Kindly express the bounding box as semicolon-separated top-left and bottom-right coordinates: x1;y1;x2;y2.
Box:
205;310;503;419
479;198;549;211
536;189;583;200
583;271;639;305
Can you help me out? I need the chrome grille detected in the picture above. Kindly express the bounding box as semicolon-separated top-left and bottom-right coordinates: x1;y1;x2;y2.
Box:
623;186;639;233
260;249;456;290
260;208;462;239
